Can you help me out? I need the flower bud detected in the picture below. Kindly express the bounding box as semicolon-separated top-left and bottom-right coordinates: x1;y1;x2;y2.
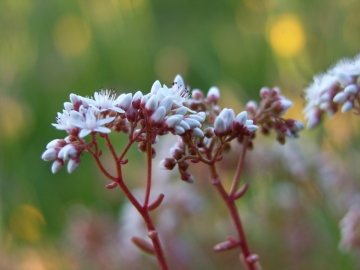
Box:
207;86;220;103
344;84;359;95
183;118;201;129
117;93;132;111
51;160;63;174
181;172;194;183
342;100;354;113
150;106;166;124
174;106;187;115
67;157;80;173
159;158;177;170
165;114;183;128
192;89;204;100
41;148;57;161
151;80;161;94
145;95;159;113
159;96;173;114
259;87;270;99
333;92;348;103
192;127;204;137
132;91;143;109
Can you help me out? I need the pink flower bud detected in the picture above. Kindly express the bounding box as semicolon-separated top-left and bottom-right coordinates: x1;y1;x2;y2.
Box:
259;87;270;99
181;172;194;183
245;100;258;113
192;89;204;100
207;86;220;103
132;91;143;109
159;158;177;170
170;146;184;160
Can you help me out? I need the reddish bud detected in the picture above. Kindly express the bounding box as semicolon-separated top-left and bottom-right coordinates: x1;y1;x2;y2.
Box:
147;193;165;211
233;183;249;200
213;239;240;252
216;155;223;162
147;230;158;239
131;236;155;255
106;182;118;189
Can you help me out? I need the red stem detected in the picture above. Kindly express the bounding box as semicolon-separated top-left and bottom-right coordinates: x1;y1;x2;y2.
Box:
144;142;152;207
93;133;169;270
229;136;249;197
209;165;255;270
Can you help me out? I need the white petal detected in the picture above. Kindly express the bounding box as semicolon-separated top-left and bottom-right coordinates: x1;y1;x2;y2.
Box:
333;92;348;103
67;158;80;174
78;129;92;138
214;116;226;135
234;111;247;126
192;127;204;137
41;148;57;161
51;160;63;174
174;126;185;135
150;106;166;124
151;80;161;94
183;118;201;128
145;95;159;112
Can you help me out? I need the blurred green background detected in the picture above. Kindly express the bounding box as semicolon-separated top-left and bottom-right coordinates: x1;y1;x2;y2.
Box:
1;0;360;269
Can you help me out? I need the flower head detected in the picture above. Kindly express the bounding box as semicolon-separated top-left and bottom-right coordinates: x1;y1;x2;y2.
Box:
70;105;115;138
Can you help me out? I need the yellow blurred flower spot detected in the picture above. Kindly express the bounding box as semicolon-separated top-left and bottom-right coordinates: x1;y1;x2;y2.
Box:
268;14;305;57
0;94;34;142
9;204;45;242
52;14;91;56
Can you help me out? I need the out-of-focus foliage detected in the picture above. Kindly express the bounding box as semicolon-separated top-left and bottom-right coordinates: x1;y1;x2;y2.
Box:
1;0;360;269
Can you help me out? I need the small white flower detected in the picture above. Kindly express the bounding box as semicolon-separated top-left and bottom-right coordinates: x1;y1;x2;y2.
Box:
70;106;115;138
86;89;125;113
52;110;77;132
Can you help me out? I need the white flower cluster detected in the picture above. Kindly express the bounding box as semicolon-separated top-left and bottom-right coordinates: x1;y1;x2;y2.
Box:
214;109;258;137
42;75;206;174
304;53;360;129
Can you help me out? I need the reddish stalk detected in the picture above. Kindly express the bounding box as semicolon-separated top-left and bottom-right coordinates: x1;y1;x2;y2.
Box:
229;136;249;197
90;134;169;270
144;141;152;207
205;137;255;270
